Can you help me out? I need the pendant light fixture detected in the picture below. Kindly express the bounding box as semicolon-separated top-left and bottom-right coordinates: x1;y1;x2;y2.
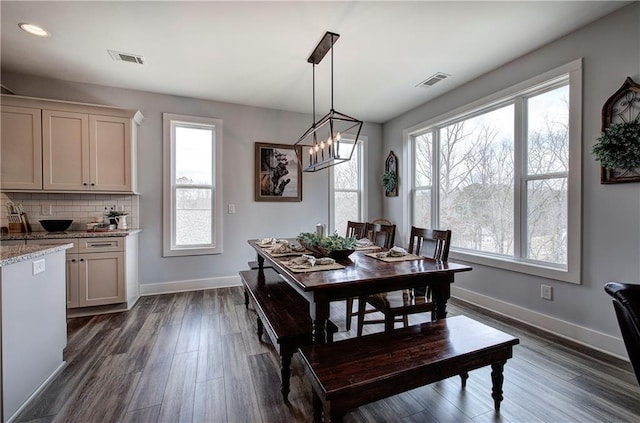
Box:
294;31;363;172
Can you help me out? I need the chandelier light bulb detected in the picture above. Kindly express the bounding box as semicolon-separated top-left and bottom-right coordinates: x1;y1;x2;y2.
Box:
335;132;341;141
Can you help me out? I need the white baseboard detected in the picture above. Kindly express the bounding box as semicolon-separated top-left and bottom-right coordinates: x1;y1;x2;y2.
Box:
451;286;628;360
7;361;67;423
139;275;241;296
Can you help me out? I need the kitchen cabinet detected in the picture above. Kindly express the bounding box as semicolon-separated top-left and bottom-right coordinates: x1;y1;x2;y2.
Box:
43;111;133;192
0;105;42;190
26;234;137;311
1;94;142;194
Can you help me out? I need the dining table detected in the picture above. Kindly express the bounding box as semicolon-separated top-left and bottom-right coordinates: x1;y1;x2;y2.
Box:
248;238;472;344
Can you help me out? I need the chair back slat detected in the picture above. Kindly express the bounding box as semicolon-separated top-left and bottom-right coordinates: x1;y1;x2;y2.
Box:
346;221;367;239
408;226;451;261
365;222;396;249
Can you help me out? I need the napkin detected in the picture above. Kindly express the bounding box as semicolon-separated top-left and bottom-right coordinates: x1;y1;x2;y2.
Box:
356;238;375;247
271;240;291;254
377;246;408;258
285;254;335;269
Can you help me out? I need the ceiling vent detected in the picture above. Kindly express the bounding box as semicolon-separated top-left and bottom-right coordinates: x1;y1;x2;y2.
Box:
108;49;144;65
416;72;450;88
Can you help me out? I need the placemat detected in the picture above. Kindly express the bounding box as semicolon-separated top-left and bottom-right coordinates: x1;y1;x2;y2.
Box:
279;259;345;273
266;250;310;258
365;252;424;262
354;245;382;251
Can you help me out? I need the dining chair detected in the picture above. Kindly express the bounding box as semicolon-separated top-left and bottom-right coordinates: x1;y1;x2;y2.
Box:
356;226;451;336
604;282;640;386
345;222;396;331
345;220;367;240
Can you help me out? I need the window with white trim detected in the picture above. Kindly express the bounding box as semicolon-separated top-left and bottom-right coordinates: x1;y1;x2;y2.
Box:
330;137;367;236
408;60;582;283
163;113;223;256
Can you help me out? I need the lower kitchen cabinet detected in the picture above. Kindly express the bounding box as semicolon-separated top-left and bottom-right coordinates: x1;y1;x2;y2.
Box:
76;251;125;307
26;233;138;313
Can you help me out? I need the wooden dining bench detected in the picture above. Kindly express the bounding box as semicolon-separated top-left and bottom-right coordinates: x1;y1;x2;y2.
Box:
239;268;337;401
299;315;519;422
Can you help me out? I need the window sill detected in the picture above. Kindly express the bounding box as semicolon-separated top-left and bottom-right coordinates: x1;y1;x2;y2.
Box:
449;249;580;284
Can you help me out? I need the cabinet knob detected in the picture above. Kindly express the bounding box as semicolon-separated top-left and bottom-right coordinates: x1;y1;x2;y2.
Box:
71;259;77;263
91;183;95;186
83;183;88;186
80;258;85;262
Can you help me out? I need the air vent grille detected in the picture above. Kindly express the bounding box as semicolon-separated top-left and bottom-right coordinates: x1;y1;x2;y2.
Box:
108;49;144;65
416;72;450;88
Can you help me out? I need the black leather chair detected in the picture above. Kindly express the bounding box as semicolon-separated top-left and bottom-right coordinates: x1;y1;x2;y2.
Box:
604;282;640;385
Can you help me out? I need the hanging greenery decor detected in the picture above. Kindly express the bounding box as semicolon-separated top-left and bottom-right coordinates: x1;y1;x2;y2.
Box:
592;120;640;171
382;170;397;193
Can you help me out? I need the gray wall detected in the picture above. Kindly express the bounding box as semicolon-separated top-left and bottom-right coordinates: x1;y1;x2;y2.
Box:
382;3;640;357
0;72;383;290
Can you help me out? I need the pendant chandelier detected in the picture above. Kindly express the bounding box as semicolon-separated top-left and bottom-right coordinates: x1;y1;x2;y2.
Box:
294;31;363;172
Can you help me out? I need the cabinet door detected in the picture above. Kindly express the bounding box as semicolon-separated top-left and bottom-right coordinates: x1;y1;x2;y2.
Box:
67;254;80;308
42;110;90;190
78;252;125;307
1;105;43;190
89;115;131;191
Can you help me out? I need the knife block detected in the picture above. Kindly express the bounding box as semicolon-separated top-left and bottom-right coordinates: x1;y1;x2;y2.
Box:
8;222;25;233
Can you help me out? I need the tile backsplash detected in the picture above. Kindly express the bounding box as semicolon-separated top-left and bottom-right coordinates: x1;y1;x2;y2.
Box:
1;192;139;231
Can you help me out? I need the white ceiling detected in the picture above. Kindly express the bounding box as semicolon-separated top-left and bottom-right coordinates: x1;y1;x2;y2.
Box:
0;1;629;123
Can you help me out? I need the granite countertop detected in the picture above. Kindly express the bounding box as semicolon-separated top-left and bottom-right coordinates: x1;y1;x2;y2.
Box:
1;228;142;241
0;243;74;267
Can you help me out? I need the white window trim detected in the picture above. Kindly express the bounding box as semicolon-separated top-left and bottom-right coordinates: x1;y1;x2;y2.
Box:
162;113;223;257
329;135;368;233
403;59;582;283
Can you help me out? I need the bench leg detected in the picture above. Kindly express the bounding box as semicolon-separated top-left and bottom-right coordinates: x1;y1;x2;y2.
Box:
256;317;264;341
281;353;292;402
491;361;506;411
460;371;469;388
244;288;249;309
312;391;323;423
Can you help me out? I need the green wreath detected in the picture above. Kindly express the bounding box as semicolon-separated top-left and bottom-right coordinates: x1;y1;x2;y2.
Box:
592;120;640;170
382;171;397;192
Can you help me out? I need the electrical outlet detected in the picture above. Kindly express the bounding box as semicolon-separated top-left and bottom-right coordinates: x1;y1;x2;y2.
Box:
541;284;553;300
228;204;236;214
42;204;52;215
33;259;46;275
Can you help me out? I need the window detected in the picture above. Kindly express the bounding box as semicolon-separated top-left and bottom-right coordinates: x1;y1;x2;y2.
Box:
330;137;367;236
407;60;581;283
163;113;223;256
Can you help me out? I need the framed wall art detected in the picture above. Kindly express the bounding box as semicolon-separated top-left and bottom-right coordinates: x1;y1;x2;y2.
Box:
597;77;640;184
254;142;302;202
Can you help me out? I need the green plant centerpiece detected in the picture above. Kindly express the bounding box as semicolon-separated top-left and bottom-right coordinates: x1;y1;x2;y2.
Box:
382;170;397;193
592;120;640;172
297;231;357;260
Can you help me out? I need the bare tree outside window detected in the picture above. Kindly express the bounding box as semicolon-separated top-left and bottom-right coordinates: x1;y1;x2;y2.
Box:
174;125;214;247
525;85;569;264
439;105;515;255
412;82;570;267
334;141;361;236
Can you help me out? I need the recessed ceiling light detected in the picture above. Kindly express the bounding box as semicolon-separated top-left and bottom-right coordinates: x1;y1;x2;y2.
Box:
18;22;50;37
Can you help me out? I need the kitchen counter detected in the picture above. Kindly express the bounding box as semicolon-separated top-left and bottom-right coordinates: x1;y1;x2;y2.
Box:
1;229;142;241
0;243;73;267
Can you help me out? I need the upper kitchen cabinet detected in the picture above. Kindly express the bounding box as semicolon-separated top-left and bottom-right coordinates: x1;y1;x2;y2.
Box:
1;94;143;194
0;105;43;190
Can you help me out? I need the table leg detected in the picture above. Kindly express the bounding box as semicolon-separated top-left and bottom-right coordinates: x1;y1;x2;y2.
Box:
311;299;331;344
257;255;265;270
432;283;451;320
491;361;506;411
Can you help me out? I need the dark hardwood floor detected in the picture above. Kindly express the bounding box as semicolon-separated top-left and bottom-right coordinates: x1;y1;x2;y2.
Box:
14;286;640;423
